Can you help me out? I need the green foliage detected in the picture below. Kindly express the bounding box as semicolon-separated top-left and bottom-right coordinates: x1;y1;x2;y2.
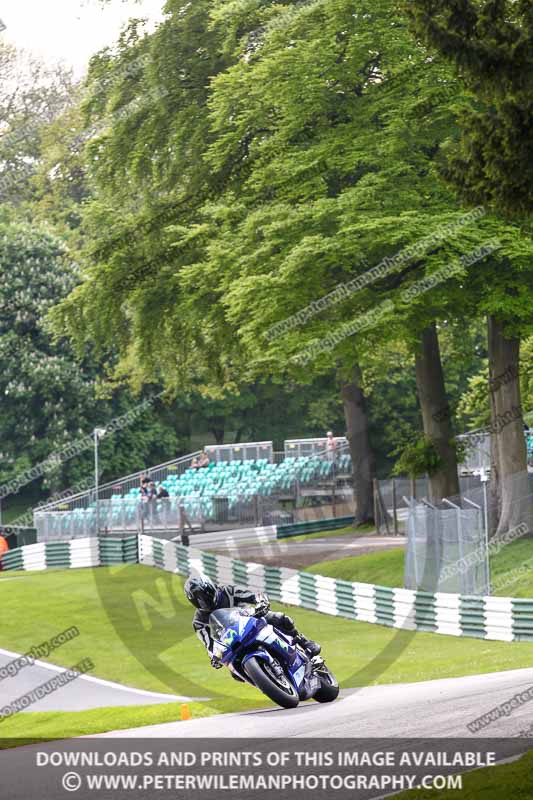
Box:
392;435;444;478
0;216;187;497
0;218;91;489
0;43;75;207
407;0;533;217
36;0;533;484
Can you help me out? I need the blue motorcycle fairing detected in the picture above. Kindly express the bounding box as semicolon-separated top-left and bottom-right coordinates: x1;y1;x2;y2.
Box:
241;648;274;667
209;607;316;697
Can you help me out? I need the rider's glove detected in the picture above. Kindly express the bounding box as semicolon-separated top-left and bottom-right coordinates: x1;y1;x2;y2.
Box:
210;655;223;669
254;593;270;617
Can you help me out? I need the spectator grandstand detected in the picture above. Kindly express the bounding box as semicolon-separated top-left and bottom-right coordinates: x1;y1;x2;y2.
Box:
33;440;352;541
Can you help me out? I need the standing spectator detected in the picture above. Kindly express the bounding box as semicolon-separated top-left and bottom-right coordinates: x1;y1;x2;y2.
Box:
145;481;158;527
140;477;151;524
326;431;338;462
156;483;170;528
157;484;169;499
0;532;8;570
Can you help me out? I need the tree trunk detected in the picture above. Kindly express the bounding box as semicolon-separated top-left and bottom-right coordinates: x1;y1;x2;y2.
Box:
209;417;225;445
340;365;375;526
488;338;502;538
487;316;529;535
414;323;460;504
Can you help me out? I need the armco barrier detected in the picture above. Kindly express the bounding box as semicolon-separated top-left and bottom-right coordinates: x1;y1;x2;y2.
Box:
186;525;277;550
277;516;354;539
184;517;352;549
1;534;531;643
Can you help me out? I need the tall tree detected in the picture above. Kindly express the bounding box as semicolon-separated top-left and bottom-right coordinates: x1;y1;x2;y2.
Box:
415;323;460;501
408;0;533;530
51;0;476;517
52;0;533;525
0;43;75;206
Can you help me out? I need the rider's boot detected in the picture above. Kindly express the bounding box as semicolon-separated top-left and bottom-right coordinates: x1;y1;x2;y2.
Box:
295;634;321;657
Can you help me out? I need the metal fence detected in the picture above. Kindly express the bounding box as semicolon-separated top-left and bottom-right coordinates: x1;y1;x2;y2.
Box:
374;475;486;536
457;431;491;474
457;428;533;474
404;496;489;595
204;441;274;463
37;450;201;516
34;493;299;542
284;437;348;459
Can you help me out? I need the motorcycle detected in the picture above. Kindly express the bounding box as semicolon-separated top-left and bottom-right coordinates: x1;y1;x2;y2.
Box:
209;605;339;709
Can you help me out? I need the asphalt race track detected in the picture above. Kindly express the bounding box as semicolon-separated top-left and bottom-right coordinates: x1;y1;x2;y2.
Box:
213;535;405;569
98;667;533;738
0;649;203;711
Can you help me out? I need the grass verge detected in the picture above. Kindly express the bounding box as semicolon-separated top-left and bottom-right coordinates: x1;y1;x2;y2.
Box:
0;697;268;749
395;749;533;800
2;565;533;742
305;539;533;598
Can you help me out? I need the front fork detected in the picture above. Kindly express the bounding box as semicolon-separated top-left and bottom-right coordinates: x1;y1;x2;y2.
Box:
250;626;321;699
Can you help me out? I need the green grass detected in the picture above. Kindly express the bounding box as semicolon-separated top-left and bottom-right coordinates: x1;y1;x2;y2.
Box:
3;564;533;743
0;703;208;748
395;750;533;800
0;695;270;749
306;538;533;598
306;547;405;584
284;522;375;542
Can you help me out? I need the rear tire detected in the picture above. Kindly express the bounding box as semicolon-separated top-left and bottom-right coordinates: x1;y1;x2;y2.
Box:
244;656;299;709
313;667;340;703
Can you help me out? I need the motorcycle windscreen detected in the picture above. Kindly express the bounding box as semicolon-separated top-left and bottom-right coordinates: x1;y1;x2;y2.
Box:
209;606;255;642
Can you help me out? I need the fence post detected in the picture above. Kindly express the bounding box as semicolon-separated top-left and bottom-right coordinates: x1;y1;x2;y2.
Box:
392;479;398;536
253;494;259;526
373;478;380;534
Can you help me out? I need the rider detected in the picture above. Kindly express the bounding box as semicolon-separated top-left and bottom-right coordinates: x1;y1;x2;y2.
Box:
184;576;321;669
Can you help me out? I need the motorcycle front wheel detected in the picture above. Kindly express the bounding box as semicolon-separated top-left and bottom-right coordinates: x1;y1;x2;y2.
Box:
244;656;299;709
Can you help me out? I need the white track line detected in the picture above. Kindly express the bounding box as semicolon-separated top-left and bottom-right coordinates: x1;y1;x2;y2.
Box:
0;647;208;702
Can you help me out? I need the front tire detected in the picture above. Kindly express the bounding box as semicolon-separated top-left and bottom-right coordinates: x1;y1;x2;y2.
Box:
244;656;299;709
313;666;340;703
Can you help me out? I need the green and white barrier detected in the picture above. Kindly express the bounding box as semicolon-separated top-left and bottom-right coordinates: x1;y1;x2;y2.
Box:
0;535;138;572
1;538;100;571
138;535;528;643
2;533;531;644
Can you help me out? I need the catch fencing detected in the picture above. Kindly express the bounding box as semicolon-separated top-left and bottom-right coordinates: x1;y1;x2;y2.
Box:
404;498;489;595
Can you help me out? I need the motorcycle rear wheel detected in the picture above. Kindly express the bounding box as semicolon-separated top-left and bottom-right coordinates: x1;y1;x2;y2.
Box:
244;657;300;709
